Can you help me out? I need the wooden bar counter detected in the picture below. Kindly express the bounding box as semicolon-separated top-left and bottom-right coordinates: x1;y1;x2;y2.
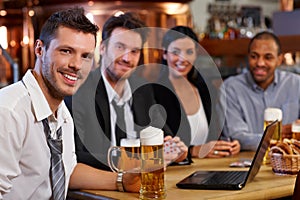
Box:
68;152;297;200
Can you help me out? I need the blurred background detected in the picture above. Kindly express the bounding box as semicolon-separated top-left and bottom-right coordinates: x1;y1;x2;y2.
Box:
0;0;299;87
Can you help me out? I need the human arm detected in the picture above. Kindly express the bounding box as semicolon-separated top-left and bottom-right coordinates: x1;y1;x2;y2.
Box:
0;108;24;198
224;102;262;151
69;163;141;193
220;81;262;151
190;139;240;158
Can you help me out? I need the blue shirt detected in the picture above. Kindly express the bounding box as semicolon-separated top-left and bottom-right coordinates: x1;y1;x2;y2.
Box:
222;70;300;151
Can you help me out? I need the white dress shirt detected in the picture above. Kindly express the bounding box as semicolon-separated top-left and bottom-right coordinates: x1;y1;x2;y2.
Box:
101;70;136;146
0;70;77;200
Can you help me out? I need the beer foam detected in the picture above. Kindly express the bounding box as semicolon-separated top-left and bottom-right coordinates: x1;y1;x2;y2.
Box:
120;138;140;147
264;108;282;121
140;126;164;145
292;120;300;132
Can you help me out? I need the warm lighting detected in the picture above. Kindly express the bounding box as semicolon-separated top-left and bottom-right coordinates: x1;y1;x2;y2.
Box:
115;1;122;6
10;40;16;47
199;32;206;40
23;36;30;45
0;10;7;16
28;9;35;17
86;13;94;23
165;3;189;15
140;10;148;15
114;11;124;17
0;26;8;49
284;52;295;65
88;0;94;6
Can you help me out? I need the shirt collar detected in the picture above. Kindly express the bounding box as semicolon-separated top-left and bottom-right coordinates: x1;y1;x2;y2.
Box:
246;69;278;91
273;69;279;85
101;70;132;105
22;70;70;125
22;70;52;122
50;102;70;127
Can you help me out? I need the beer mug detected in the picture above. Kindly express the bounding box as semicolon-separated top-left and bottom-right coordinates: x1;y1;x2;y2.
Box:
263;108;282;164
139;126;166;200
292;120;300;140
107;138;141;173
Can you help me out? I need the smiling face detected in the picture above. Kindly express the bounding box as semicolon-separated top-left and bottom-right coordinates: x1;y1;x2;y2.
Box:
36;26;95;100
248;38;283;90
163;37;197;78
100;27;142;86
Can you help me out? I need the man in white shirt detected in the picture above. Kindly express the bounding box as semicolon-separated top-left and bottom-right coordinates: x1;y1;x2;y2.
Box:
0;7;140;200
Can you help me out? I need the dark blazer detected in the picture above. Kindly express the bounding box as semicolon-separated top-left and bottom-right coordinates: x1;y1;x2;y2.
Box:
153;67;221;147
65;67;172;171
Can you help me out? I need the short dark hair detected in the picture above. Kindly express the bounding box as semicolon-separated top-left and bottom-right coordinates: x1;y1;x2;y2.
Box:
162;26;199;51
101;12;148;46
39;7;99;50
248;31;282;55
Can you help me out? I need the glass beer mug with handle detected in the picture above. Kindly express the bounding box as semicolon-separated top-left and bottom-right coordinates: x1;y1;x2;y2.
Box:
107;138;141;173
140;126;166;200
263;107;282;164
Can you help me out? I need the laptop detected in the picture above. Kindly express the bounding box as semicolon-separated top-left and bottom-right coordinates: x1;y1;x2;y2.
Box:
176;120;277;190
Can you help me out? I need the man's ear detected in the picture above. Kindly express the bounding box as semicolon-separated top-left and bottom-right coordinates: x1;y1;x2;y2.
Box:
35;39;44;57
99;41;106;55
277;53;284;66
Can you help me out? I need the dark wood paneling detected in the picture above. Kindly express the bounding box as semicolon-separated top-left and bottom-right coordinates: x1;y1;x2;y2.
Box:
200;38;250;57
200;35;300;58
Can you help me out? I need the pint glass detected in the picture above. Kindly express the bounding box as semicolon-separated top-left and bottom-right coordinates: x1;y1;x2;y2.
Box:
292;120;300;140
263;108;282;164
107;138;140;173
140;126;166;200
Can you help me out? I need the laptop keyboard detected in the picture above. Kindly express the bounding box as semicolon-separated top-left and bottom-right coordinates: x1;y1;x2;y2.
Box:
204;171;247;184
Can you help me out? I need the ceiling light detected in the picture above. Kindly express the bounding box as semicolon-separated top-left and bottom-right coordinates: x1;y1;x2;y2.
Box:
28;9;35;17
0;10;7;16
88;1;94;6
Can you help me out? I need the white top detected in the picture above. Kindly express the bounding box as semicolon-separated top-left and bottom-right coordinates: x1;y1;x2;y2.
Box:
0;70;77;199
187;95;209;146
101;70;136;146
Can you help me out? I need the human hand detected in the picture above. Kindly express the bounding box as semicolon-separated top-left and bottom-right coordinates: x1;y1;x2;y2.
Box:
229;140;240;155
163;136;188;165
123;171;141;193
197;140;240;158
206;140;231;158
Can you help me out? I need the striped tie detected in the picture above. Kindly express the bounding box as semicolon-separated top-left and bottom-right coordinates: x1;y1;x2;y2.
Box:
42;118;65;200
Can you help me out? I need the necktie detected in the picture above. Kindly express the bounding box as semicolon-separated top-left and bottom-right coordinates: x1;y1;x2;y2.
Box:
112;100;127;146
42;118;65;200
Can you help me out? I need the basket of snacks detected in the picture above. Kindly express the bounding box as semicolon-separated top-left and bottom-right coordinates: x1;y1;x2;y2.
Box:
269;139;300;175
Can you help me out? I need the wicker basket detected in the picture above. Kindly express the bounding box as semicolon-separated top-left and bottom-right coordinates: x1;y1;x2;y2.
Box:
270;153;300;175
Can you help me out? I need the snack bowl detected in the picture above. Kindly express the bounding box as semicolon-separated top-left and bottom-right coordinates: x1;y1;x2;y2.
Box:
270;151;300;175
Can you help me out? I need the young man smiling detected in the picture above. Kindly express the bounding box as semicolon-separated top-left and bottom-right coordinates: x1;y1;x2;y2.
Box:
67;12;188;181
0;8;141;199
222;31;300;151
